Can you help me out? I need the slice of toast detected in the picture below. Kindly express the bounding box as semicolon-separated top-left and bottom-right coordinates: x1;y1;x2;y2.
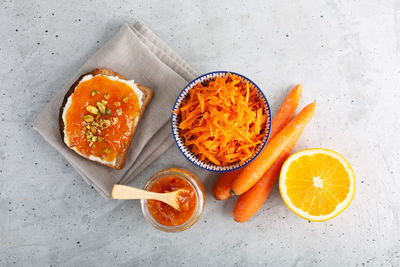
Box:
59;68;153;169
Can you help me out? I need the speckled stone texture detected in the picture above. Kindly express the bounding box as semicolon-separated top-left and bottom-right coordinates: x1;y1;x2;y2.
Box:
1;0;399;266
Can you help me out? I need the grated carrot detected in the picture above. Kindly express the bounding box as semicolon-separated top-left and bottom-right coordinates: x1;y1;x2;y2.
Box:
176;73;267;166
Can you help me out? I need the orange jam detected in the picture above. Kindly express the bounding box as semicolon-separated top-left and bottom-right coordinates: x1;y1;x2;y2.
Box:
147;177;197;226
64;75;140;162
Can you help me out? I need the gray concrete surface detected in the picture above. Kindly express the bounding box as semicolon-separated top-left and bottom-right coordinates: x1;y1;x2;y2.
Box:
1;0;400;266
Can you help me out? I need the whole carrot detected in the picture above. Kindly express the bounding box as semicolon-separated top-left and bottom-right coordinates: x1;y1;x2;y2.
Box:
231;102;316;195
232;145;294;222
233;86;305;221
212;85;303;200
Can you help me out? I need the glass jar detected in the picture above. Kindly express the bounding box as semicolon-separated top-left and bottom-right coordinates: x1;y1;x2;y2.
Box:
141;168;205;232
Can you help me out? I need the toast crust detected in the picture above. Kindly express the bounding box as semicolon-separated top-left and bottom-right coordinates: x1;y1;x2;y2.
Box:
59;68;153;169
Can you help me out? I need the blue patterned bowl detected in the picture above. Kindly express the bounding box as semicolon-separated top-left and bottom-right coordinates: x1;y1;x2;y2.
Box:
171;71;271;172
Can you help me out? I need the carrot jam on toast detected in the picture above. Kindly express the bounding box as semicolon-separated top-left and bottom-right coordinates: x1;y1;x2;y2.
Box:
62;75;142;165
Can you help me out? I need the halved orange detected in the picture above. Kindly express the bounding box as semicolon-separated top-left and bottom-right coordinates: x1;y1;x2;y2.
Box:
279;148;355;221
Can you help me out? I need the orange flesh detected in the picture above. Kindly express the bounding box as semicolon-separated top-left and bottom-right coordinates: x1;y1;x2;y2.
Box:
285;153;350;216
147;177;197;226
64;75;140;162
176;73;267;166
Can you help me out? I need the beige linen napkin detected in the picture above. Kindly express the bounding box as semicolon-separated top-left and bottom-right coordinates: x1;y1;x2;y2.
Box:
33;22;197;198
